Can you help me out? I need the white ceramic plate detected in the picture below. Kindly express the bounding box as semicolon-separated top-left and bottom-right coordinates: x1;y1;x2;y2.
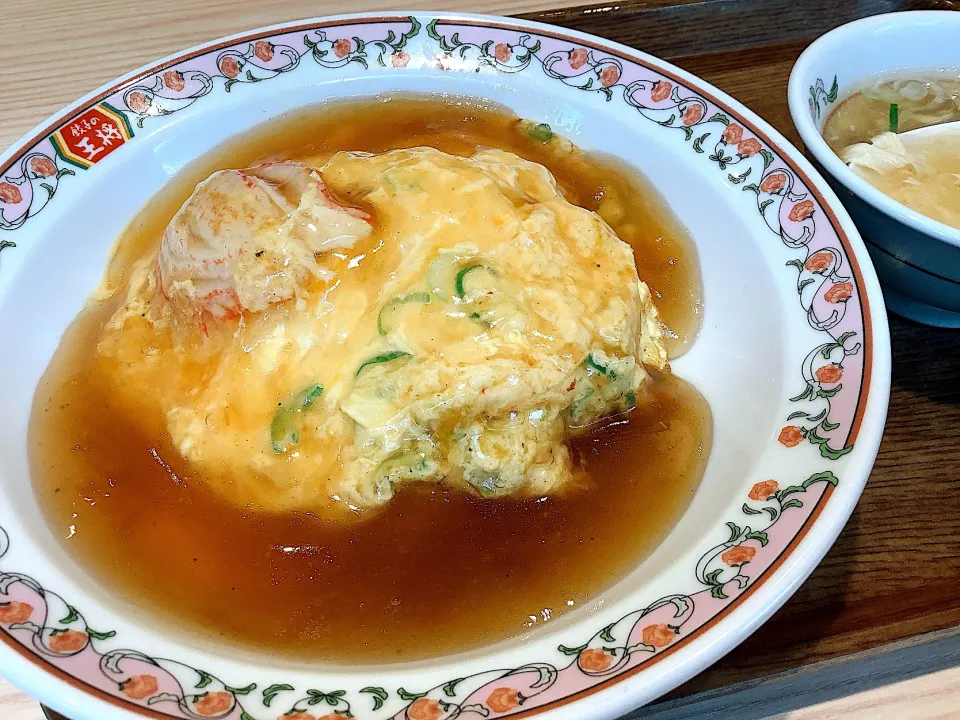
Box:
0;12;890;720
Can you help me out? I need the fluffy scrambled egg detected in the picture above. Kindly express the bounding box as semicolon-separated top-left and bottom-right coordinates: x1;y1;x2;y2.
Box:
98;147;666;514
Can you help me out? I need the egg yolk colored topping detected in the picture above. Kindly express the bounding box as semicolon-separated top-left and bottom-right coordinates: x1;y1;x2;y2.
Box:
97;147;666;515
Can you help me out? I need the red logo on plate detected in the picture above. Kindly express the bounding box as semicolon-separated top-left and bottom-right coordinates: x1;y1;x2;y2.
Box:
51;103;134;170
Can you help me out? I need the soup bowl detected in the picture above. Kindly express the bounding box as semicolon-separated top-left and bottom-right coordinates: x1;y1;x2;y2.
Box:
789;10;960;328
0;11;890;720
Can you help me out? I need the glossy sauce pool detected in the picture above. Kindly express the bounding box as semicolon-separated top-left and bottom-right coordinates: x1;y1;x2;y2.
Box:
30;96;710;662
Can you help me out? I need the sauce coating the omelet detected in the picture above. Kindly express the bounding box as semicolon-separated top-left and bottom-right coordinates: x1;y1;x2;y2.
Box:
31;97;708;660
98;146;666;513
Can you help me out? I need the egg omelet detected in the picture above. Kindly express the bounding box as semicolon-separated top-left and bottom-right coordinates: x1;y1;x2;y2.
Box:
97;147;666;515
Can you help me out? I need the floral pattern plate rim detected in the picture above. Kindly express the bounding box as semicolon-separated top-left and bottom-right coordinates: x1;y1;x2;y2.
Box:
0;11;891;720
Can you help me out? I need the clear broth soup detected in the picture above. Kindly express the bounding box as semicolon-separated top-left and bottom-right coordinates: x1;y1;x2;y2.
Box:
823;72;960;230
823;73;960;152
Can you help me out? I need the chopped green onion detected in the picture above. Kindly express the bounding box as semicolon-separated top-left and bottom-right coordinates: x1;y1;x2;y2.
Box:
455;264;485;298
293;383;324;409
426;253;460;296
889;103;899;133
469;310;493;327
270;383;324;454
528;123;554;143
586;353;616;380
377;292;431;336
356;350;411;377
455;264;497;298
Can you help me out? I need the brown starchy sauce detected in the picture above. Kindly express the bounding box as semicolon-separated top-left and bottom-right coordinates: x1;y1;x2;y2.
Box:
30;95;709;662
